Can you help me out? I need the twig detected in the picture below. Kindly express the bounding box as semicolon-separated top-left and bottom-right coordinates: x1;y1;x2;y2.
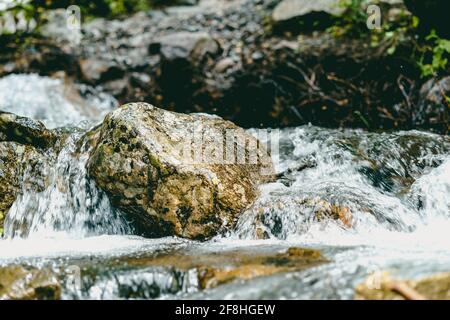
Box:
388;282;427;300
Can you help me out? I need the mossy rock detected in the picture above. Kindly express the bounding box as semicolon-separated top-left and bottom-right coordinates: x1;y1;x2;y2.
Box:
0;111;57;149
88;103;275;239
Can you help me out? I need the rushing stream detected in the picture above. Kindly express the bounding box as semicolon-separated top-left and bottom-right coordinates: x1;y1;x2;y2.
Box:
1;74;449;299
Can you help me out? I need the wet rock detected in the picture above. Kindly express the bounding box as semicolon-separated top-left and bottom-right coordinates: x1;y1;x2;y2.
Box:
88;102;274;239
197;247;325;289
0;111;53;232
0;112;57;149
272;0;344;29
0;265;61;300
414;77;450;133
355;271;450;300
0;142;48;233
237;195;355;240
69;244;326;298
115;246;326;290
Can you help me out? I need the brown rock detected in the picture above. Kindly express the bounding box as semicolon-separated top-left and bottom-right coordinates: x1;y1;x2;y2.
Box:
0;265;61;300
355;271;450;300
88;102;274;239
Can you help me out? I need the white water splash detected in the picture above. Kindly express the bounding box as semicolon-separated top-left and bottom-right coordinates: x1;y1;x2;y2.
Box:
0;73;117;128
3;132;132;239
235;126;450;245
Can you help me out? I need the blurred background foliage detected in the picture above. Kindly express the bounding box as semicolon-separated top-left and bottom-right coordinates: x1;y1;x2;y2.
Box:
0;0;191;33
0;0;448;77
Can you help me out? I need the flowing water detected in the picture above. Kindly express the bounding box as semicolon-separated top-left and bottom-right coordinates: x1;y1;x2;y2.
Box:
1;74;449;299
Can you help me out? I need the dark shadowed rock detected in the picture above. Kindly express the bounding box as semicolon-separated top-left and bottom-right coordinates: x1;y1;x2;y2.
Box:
88;102;274;239
414;77;450;132
0;111;57;149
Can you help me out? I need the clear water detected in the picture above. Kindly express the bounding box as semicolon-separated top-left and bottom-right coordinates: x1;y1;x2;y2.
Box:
0;73;449;299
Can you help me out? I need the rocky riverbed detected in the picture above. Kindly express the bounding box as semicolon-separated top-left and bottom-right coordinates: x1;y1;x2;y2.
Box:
0;0;449;300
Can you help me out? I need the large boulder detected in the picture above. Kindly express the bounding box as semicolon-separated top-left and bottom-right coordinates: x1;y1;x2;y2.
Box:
88;103;274;239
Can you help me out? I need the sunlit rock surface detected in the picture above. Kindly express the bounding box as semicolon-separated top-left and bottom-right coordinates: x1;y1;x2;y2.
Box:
355;271;450;300
88;103;274;239
0;111;57;148
0;265;60;300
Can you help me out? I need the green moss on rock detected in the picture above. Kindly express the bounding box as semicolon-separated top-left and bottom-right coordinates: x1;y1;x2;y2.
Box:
88;103;275;239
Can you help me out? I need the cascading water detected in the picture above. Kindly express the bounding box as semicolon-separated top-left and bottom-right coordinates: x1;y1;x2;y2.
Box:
3;132;132;239
0;74;131;240
0;74;117;129
234;126;450;243
1;73;450;299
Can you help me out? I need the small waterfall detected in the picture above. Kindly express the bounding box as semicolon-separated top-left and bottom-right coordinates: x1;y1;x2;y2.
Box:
1;72;450;299
235;126;450;242
0;74;117;129
0;73;130;239
4;132;132;239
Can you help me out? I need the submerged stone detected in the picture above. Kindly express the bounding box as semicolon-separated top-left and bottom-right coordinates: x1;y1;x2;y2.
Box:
114;246;326;291
88;102;274;239
0;265;61;300
196;247;326;289
355;271;450;300
239;196;355;240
